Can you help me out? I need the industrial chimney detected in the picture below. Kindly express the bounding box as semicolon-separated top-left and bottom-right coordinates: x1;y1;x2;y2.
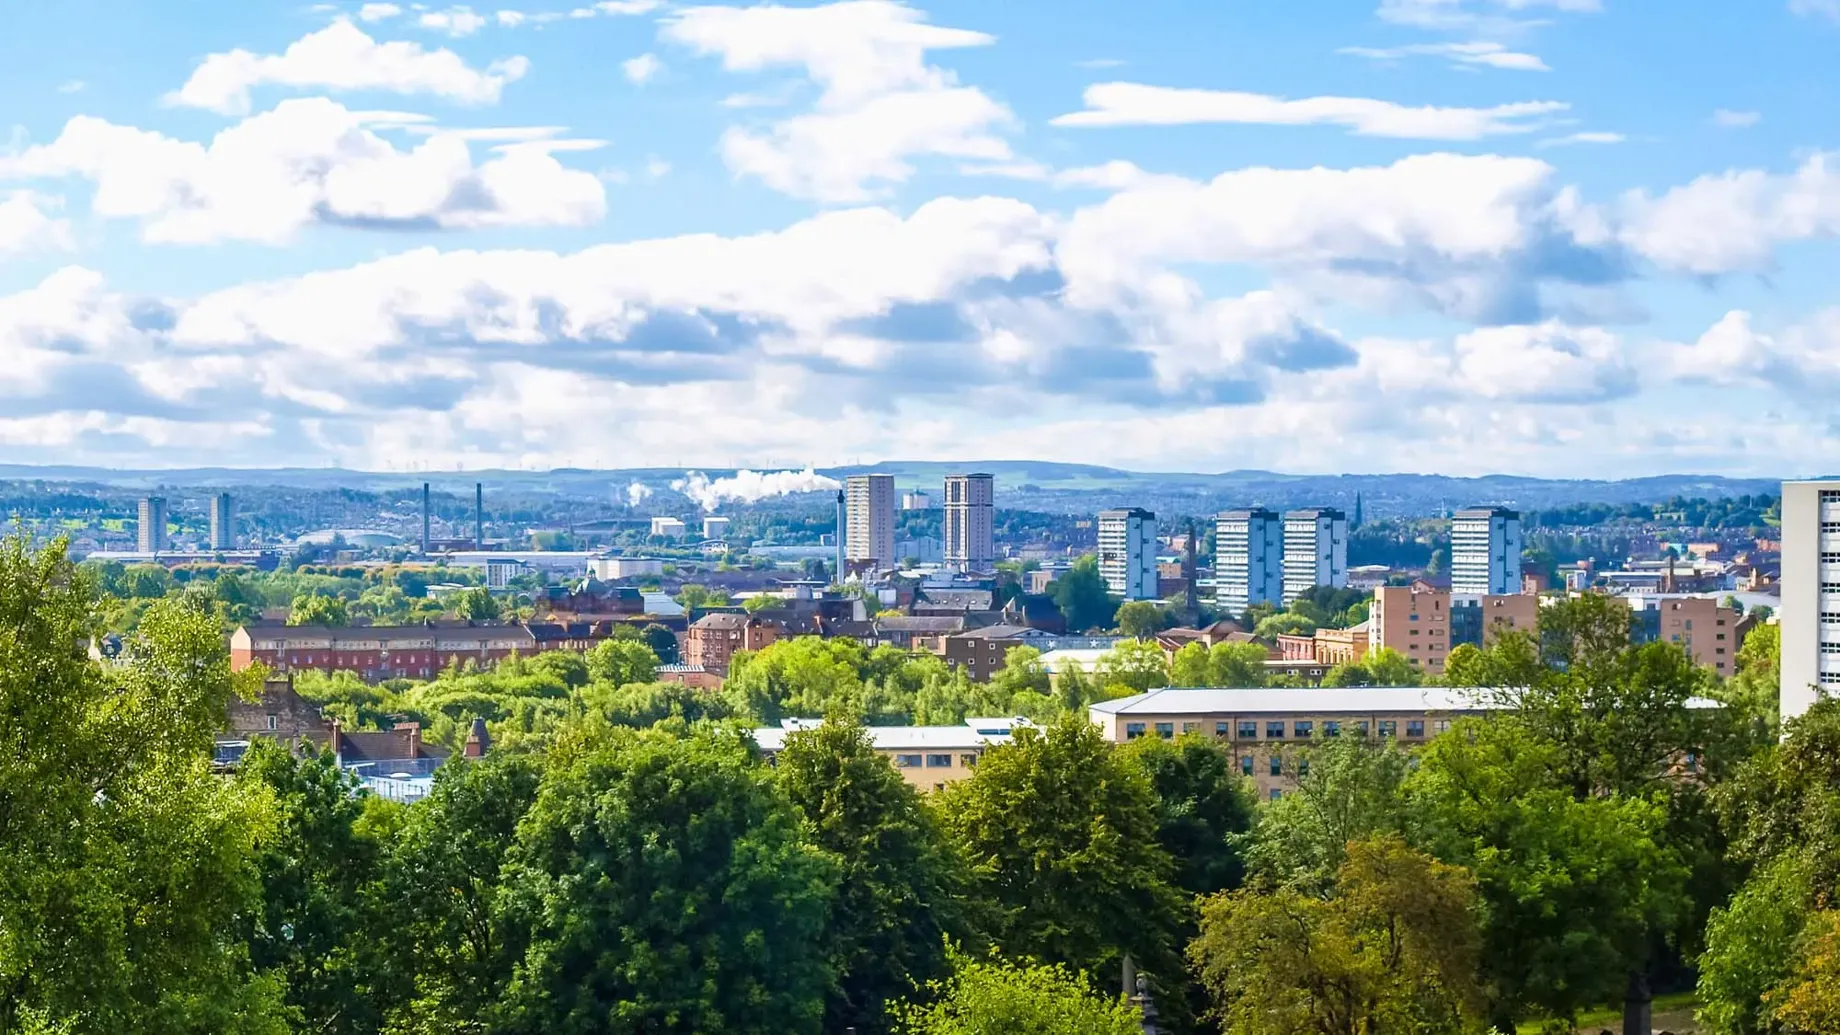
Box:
421;482;431;554
475;482;484;549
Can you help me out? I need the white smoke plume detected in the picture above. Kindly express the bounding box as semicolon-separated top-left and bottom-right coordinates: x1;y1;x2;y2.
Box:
625;481;653;507
671;467;841;512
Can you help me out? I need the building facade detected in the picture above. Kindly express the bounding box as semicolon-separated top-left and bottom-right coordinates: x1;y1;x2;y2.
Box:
1215;508;1283;616
1781;480;1840;721
753;718;1026;790
650;517;687;538
1281;508;1348;604
209;493;235;551
1450;506;1524;595
138;496;169;554
1630;596;1743;680
1371;583;1538;676
684;613;781;676
228;621;614;681
702;515;731;540
1097;507;1158;600
943;473;996;570
845;474;897;570
1089;687;1494;799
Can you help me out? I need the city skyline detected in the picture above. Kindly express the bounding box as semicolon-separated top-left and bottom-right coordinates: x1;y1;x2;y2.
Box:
1;1;1837;475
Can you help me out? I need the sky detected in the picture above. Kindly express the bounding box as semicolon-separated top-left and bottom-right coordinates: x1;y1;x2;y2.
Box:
0;0;1837;478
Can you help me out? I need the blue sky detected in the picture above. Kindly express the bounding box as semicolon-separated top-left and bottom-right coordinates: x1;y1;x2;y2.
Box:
0;0;1836;476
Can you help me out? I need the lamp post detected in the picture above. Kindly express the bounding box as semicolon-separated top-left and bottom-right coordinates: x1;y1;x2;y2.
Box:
1131;972;1159;1035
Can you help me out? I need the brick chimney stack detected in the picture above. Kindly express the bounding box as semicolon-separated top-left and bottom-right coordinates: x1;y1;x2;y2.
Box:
394;720;422;758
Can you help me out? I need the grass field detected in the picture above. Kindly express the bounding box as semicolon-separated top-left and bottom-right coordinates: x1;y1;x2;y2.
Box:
1517;992;1698;1034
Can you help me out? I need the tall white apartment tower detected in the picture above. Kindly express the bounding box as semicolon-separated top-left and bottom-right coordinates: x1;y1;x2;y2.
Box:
1097;508;1158;600
943;473;995;570
844;474;897;570
1216;508;1284;616
209;493;236;551
1282;508;1348;604
1781;480;1840;721
137;497;169;554
1450;506;1523;596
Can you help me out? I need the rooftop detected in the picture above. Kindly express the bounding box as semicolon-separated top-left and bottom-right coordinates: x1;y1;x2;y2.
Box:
750;717;1030;752
1089;685;1723;716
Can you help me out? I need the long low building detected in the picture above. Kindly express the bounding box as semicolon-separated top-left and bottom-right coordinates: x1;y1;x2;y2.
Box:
751;717;1029;791
230;620;623;681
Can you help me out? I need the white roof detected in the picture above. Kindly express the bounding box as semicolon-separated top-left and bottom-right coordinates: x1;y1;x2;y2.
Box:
1088;686;1508;716
751;718;1028;752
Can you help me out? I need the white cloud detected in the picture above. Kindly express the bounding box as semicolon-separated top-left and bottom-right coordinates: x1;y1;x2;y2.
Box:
0;99;605;244
1339;40;1549;71
645;156;671;178
1538;130;1624;147
1790;0;1840;20
622;52;663;84
0;191;73;255
166;19;529;115
664;1;1017;201
358;2;403;20
1051;83;1566;140
56;80;86;93
1668;308;1840;392
1452;321;1633;401
495;10;526;26
1378;0;1601;30
419;6;489;36
1712;109;1761;128
673;468;841;510
1618;153;1840;274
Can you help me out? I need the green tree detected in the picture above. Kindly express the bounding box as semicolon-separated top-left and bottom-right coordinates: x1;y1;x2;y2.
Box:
1114;600;1164;639
1697;856;1813;1035
1093;639;1169;696
1252;612;1315;640
1121;732;1256;897
452;586;501;622
0;538;287;1034
494;725;836;1035
640;622;681;664
237;741;394;1035
586;637;661;688
289;591;351;627
776;720;973;1034
990;645;1050;701
1243;733;1412;888
893;952;1143;1035
1050;555;1117;633
1168;641;1212;687
1190;836;1485;1035
1767;911;1840;1034
938;717;1187;1009
674;583;730;610
741;593;779;613
121;562;176;598
381;753;543;1035
1722;623;1780;733
584;680;736;728
1208;641;1270;687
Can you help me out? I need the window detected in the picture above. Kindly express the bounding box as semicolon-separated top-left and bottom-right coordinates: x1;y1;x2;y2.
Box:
1182;722;1200;734
1126;722;1146;739
1406;720;1425;738
1155;722;1175;739
1238;720;1257;739
894;754;923;768
925;754;953;768
266;714;278;731
1267;721;1285;739
1269;755;1282;776
1324;721;1341;738
1434;720;1450;734
1355;720;1370;737
1298;758;1311;777
1241;755;1253;776
1294;720;1313;738
1270;788;1283;801
960;754;978;768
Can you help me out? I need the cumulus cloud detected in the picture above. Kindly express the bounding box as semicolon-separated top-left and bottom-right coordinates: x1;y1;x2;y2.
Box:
166;19;529;115
1712;109;1761;128
358;3;403;20
1378;0;1601;31
1452;320;1634;402
1338;40;1550;71
1618;153;1840;275
1667;308;1840;393
418;6;489;36
1052;83;1567;139
622;53;663;84
0;191;73;255
672;467;841;511
0;99;606;243
663;0;1017;201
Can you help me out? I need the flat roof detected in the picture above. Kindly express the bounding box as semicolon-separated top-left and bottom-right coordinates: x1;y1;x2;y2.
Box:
1089;686;1723;716
751;718;1025;752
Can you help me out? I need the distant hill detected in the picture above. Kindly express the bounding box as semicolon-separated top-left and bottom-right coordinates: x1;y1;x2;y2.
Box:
0;461;1797;520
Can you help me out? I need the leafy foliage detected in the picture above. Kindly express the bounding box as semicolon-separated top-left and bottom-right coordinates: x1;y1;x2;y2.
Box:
893;952;1143;1035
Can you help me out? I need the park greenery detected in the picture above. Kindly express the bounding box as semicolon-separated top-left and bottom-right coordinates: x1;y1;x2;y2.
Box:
3;534;1835;1034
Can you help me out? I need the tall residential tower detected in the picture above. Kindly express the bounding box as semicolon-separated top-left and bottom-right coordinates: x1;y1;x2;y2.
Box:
1450;506;1523;596
1097;508;1158;600
943;473;995;570
1281;508;1348;604
844;474;897;570
137;497;169;554
1215;508;1283;616
208;493;236;550
1781;480;1840;721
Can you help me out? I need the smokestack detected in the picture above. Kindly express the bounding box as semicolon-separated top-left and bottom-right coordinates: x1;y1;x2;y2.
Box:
475;482;484;549
835;489;846;584
421;482;431;554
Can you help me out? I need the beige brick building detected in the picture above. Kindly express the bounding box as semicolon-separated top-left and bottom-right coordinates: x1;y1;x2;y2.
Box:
751;718;1028;791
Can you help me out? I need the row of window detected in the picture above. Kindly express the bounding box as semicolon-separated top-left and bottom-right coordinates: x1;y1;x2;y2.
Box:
891;753;978;769
1124;718;1439;741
